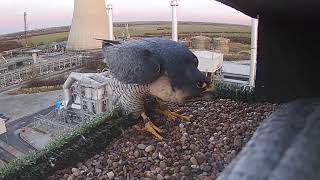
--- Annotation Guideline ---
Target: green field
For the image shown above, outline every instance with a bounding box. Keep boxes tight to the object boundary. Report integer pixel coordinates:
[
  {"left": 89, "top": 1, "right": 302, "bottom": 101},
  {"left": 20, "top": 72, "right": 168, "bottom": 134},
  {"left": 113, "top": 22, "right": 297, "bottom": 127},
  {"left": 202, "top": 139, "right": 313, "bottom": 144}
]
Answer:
[
  {"left": 1, "top": 22, "right": 251, "bottom": 60},
  {"left": 115, "top": 23, "right": 250, "bottom": 39},
  {"left": 19, "top": 32, "right": 69, "bottom": 46},
  {"left": 17, "top": 23, "right": 250, "bottom": 47}
]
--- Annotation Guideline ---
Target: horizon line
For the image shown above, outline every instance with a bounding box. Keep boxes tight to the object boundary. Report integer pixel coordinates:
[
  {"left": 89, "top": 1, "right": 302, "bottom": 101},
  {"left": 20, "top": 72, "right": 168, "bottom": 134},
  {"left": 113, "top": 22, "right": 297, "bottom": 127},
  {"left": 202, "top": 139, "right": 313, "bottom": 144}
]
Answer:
[{"left": 0, "top": 20, "right": 250, "bottom": 36}]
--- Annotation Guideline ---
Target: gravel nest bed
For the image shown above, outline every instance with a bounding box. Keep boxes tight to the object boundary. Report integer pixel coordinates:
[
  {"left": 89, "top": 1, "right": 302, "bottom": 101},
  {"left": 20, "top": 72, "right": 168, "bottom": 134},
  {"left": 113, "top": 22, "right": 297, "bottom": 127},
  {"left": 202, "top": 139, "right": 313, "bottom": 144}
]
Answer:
[{"left": 50, "top": 98, "right": 277, "bottom": 180}]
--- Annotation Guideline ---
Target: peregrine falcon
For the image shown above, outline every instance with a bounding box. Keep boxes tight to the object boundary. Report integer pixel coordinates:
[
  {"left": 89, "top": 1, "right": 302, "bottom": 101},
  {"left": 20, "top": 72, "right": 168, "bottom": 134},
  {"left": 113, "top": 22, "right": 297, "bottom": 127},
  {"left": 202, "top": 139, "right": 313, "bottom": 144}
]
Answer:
[{"left": 102, "top": 38, "right": 212, "bottom": 140}]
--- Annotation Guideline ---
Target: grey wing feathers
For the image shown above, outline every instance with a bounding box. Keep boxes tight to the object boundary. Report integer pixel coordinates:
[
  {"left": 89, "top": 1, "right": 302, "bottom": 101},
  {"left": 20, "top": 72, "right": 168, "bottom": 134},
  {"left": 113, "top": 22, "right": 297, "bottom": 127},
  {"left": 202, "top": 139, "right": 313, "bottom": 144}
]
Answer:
[{"left": 102, "top": 41, "right": 161, "bottom": 85}]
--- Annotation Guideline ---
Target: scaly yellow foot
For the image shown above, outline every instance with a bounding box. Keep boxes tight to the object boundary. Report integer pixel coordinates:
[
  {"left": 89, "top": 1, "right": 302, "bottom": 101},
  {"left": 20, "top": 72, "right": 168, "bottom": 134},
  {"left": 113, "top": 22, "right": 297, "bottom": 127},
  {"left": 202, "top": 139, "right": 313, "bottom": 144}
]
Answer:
[
  {"left": 173, "top": 108, "right": 184, "bottom": 113},
  {"left": 140, "top": 112, "right": 163, "bottom": 140},
  {"left": 142, "top": 121, "right": 163, "bottom": 140},
  {"left": 157, "top": 109, "right": 191, "bottom": 121}
]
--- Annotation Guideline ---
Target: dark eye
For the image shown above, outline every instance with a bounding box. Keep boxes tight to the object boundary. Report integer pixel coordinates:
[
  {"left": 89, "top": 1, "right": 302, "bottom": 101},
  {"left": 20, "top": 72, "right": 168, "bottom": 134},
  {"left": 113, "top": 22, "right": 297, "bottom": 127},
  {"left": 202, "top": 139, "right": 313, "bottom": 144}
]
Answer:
[
  {"left": 196, "top": 82, "right": 206, "bottom": 89},
  {"left": 193, "top": 57, "right": 199, "bottom": 67}
]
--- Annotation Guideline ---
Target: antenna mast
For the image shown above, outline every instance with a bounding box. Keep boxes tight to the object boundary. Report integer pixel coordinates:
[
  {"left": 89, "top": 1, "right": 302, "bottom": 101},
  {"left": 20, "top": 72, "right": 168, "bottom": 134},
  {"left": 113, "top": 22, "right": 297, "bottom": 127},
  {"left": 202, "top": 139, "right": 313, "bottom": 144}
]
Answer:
[{"left": 24, "top": 12, "right": 28, "bottom": 47}]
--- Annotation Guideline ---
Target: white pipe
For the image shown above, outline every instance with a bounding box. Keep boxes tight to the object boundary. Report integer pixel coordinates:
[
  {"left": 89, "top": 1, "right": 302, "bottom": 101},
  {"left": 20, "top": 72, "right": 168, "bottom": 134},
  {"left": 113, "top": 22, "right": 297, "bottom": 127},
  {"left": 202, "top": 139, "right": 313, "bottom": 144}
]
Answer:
[
  {"left": 0, "top": 55, "right": 6, "bottom": 62},
  {"left": 171, "top": 0, "right": 178, "bottom": 42},
  {"left": 32, "top": 53, "right": 37, "bottom": 63},
  {"left": 249, "top": 17, "right": 259, "bottom": 87},
  {"left": 107, "top": 4, "right": 114, "bottom": 40}
]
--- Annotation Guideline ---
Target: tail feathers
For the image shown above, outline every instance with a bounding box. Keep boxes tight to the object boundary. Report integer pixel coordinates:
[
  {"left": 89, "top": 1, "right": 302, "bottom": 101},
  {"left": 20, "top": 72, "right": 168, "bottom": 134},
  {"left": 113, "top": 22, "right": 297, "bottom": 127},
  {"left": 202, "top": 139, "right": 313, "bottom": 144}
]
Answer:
[{"left": 95, "top": 39, "right": 121, "bottom": 48}]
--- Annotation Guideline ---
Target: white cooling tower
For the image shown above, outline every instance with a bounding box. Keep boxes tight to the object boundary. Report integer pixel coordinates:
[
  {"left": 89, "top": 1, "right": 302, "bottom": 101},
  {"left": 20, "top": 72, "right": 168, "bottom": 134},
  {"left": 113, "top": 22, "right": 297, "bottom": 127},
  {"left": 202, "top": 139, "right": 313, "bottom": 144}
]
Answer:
[{"left": 67, "top": 0, "right": 109, "bottom": 50}]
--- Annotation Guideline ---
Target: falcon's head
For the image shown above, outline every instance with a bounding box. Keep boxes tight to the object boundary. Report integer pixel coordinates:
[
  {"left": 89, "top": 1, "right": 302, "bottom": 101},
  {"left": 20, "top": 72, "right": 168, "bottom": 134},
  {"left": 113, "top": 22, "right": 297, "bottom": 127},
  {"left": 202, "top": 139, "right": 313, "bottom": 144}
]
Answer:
[{"left": 146, "top": 39, "right": 212, "bottom": 104}]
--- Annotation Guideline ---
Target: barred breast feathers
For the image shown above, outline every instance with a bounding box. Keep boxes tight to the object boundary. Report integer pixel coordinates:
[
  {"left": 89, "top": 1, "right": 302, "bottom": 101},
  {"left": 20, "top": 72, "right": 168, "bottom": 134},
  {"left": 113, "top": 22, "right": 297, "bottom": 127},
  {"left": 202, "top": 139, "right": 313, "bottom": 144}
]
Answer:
[{"left": 109, "top": 78, "right": 150, "bottom": 114}]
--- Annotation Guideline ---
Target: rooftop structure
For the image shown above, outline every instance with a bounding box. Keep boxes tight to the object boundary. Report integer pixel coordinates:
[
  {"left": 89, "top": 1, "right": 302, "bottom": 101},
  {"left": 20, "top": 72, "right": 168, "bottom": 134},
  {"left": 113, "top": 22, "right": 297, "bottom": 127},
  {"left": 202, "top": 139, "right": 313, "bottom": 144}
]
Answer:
[
  {"left": 63, "top": 72, "right": 113, "bottom": 115},
  {"left": 192, "top": 50, "right": 223, "bottom": 81},
  {"left": 0, "top": 56, "right": 33, "bottom": 74},
  {"left": 212, "top": 38, "right": 230, "bottom": 54},
  {"left": 191, "top": 36, "right": 212, "bottom": 50}
]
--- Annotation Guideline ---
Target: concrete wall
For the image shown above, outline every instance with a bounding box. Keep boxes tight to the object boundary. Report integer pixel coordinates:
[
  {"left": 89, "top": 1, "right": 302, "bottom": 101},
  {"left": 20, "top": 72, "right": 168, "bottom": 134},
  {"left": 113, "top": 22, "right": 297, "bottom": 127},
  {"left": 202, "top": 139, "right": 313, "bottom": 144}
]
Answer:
[{"left": 67, "top": 0, "right": 109, "bottom": 51}]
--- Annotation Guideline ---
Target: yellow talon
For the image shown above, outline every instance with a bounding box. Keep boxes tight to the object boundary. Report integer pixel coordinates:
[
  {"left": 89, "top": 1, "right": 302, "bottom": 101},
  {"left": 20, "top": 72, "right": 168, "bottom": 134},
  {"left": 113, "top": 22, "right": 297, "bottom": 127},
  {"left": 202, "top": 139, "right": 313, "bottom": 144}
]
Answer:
[
  {"left": 148, "top": 121, "right": 162, "bottom": 133},
  {"left": 164, "top": 111, "right": 177, "bottom": 121},
  {"left": 174, "top": 108, "right": 184, "bottom": 113},
  {"left": 142, "top": 121, "right": 163, "bottom": 140},
  {"left": 140, "top": 112, "right": 163, "bottom": 140},
  {"left": 158, "top": 109, "right": 191, "bottom": 121}
]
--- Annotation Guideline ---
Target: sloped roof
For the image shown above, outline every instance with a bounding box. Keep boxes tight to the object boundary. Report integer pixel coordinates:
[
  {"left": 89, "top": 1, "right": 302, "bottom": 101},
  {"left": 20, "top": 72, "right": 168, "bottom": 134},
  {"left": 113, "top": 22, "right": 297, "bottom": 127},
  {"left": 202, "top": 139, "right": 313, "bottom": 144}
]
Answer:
[{"left": 215, "top": 0, "right": 320, "bottom": 18}]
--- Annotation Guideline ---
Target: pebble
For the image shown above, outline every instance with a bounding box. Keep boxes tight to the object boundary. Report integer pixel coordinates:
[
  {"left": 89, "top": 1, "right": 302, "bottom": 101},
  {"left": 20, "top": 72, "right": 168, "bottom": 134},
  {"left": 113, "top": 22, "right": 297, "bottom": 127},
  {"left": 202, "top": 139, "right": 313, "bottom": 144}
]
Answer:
[
  {"left": 71, "top": 168, "right": 80, "bottom": 176},
  {"left": 202, "top": 165, "right": 212, "bottom": 172},
  {"left": 190, "top": 157, "right": 198, "bottom": 165},
  {"left": 158, "top": 152, "right": 164, "bottom": 160},
  {"left": 157, "top": 174, "right": 164, "bottom": 180},
  {"left": 50, "top": 98, "right": 275, "bottom": 180},
  {"left": 145, "top": 145, "right": 155, "bottom": 153},
  {"left": 190, "top": 144, "right": 196, "bottom": 151},
  {"left": 112, "top": 162, "right": 118, "bottom": 168},
  {"left": 63, "top": 174, "right": 69, "bottom": 179},
  {"left": 179, "top": 123, "right": 185, "bottom": 129},
  {"left": 191, "top": 165, "right": 199, "bottom": 169},
  {"left": 138, "top": 144, "right": 146, "bottom": 150},
  {"left": 107, "top": 171, "right": 115, "bottom": 179},
  {"left": 159, "top": 161, "right": 166, "bottom": 169},
  {"left": 191, "top": 167, "right": 202, "bottom": 175},
  {"left": 234, "top": 136, "right": 242, "bottom": 147},
  {"left": 134, "top": 150, "right": 140, "bottom": 158},
  {"left": 67, "top": 175, "right": 75, "bottom": 180}
]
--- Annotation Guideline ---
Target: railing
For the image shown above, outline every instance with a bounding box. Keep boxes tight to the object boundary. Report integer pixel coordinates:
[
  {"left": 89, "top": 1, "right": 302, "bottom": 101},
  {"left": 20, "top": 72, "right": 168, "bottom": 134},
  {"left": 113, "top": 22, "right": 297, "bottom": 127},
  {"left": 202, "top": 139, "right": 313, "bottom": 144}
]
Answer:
[
  {"left": 0, "top": 56, "right": 84, "bottom": 87},
  {"left": 32, "top": 108, "right": 97, "bottom": 139}
]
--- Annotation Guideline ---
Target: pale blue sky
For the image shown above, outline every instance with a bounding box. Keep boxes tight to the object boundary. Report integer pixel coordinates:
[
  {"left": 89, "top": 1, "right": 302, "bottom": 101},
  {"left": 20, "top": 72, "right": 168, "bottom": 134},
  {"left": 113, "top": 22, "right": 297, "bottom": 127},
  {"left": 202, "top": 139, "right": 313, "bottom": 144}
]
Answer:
[{"left": 0, "top": 0, "right": 250, "bottom": 35}]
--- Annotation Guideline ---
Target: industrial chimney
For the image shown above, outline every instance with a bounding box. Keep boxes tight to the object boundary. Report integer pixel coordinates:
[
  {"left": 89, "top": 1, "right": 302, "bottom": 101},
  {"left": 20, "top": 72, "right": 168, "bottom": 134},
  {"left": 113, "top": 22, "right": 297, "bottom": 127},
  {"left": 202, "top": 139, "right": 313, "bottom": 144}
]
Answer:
[
  {"left": 67, "top": 0, "right": 109, "bottom": 50},
  {"left": 171, "top": 0, "right": 178, "bottom": 42},
  {"left": 106, "top": 4, "right": 114, "bottom": 40}
]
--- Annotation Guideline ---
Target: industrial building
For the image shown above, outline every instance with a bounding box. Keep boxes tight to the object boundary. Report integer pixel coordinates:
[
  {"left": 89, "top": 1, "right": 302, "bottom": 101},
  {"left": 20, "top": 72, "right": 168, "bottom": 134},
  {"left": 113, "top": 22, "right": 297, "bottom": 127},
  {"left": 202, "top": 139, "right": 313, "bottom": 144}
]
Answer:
[
  {"left": 191, "top": 36, "right": 212, "bottom": 50},
  {"left": 212, "top": 37, "right": 230, "bottom": 54},
  {"left": 63, "top": 72, "right": 113, "bottom": 115},
  {"left": 189, "top": 36, "right": 231, "bottom": 56},
  {"left": 0, "top": 42, "right": 87, "bottom": 88},
  {"left": 26, "top": 72, "right": 114, "bottom": 145},
  {"left": 0, "top": 56, "right": 33, "bottom": 74}
]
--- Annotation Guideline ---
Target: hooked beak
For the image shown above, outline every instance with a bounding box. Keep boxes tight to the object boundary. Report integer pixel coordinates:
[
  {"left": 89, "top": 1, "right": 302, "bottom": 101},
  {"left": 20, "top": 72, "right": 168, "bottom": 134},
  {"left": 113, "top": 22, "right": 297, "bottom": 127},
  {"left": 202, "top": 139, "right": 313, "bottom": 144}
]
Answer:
[{"left": 202, "top": 82, "right": 215, "bottom": 94}]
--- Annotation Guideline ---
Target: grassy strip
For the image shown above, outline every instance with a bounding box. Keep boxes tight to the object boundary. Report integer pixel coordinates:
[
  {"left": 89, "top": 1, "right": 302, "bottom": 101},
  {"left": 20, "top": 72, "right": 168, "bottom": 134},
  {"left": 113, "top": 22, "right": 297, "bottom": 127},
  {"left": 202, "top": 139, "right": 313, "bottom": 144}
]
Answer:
[
  {"left": 214, "top": 80, "right": 255, "bottom": 103},
  {"left": 0, "top": 110, "right": 137, "bottom": 180}
]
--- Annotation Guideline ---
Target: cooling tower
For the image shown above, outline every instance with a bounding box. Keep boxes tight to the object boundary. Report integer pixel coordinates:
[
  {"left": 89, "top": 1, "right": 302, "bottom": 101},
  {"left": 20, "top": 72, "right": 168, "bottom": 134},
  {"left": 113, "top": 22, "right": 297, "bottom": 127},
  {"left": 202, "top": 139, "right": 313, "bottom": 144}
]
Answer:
[{"left": 67, "top": 0, "right": 109, "bottom": 50}]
